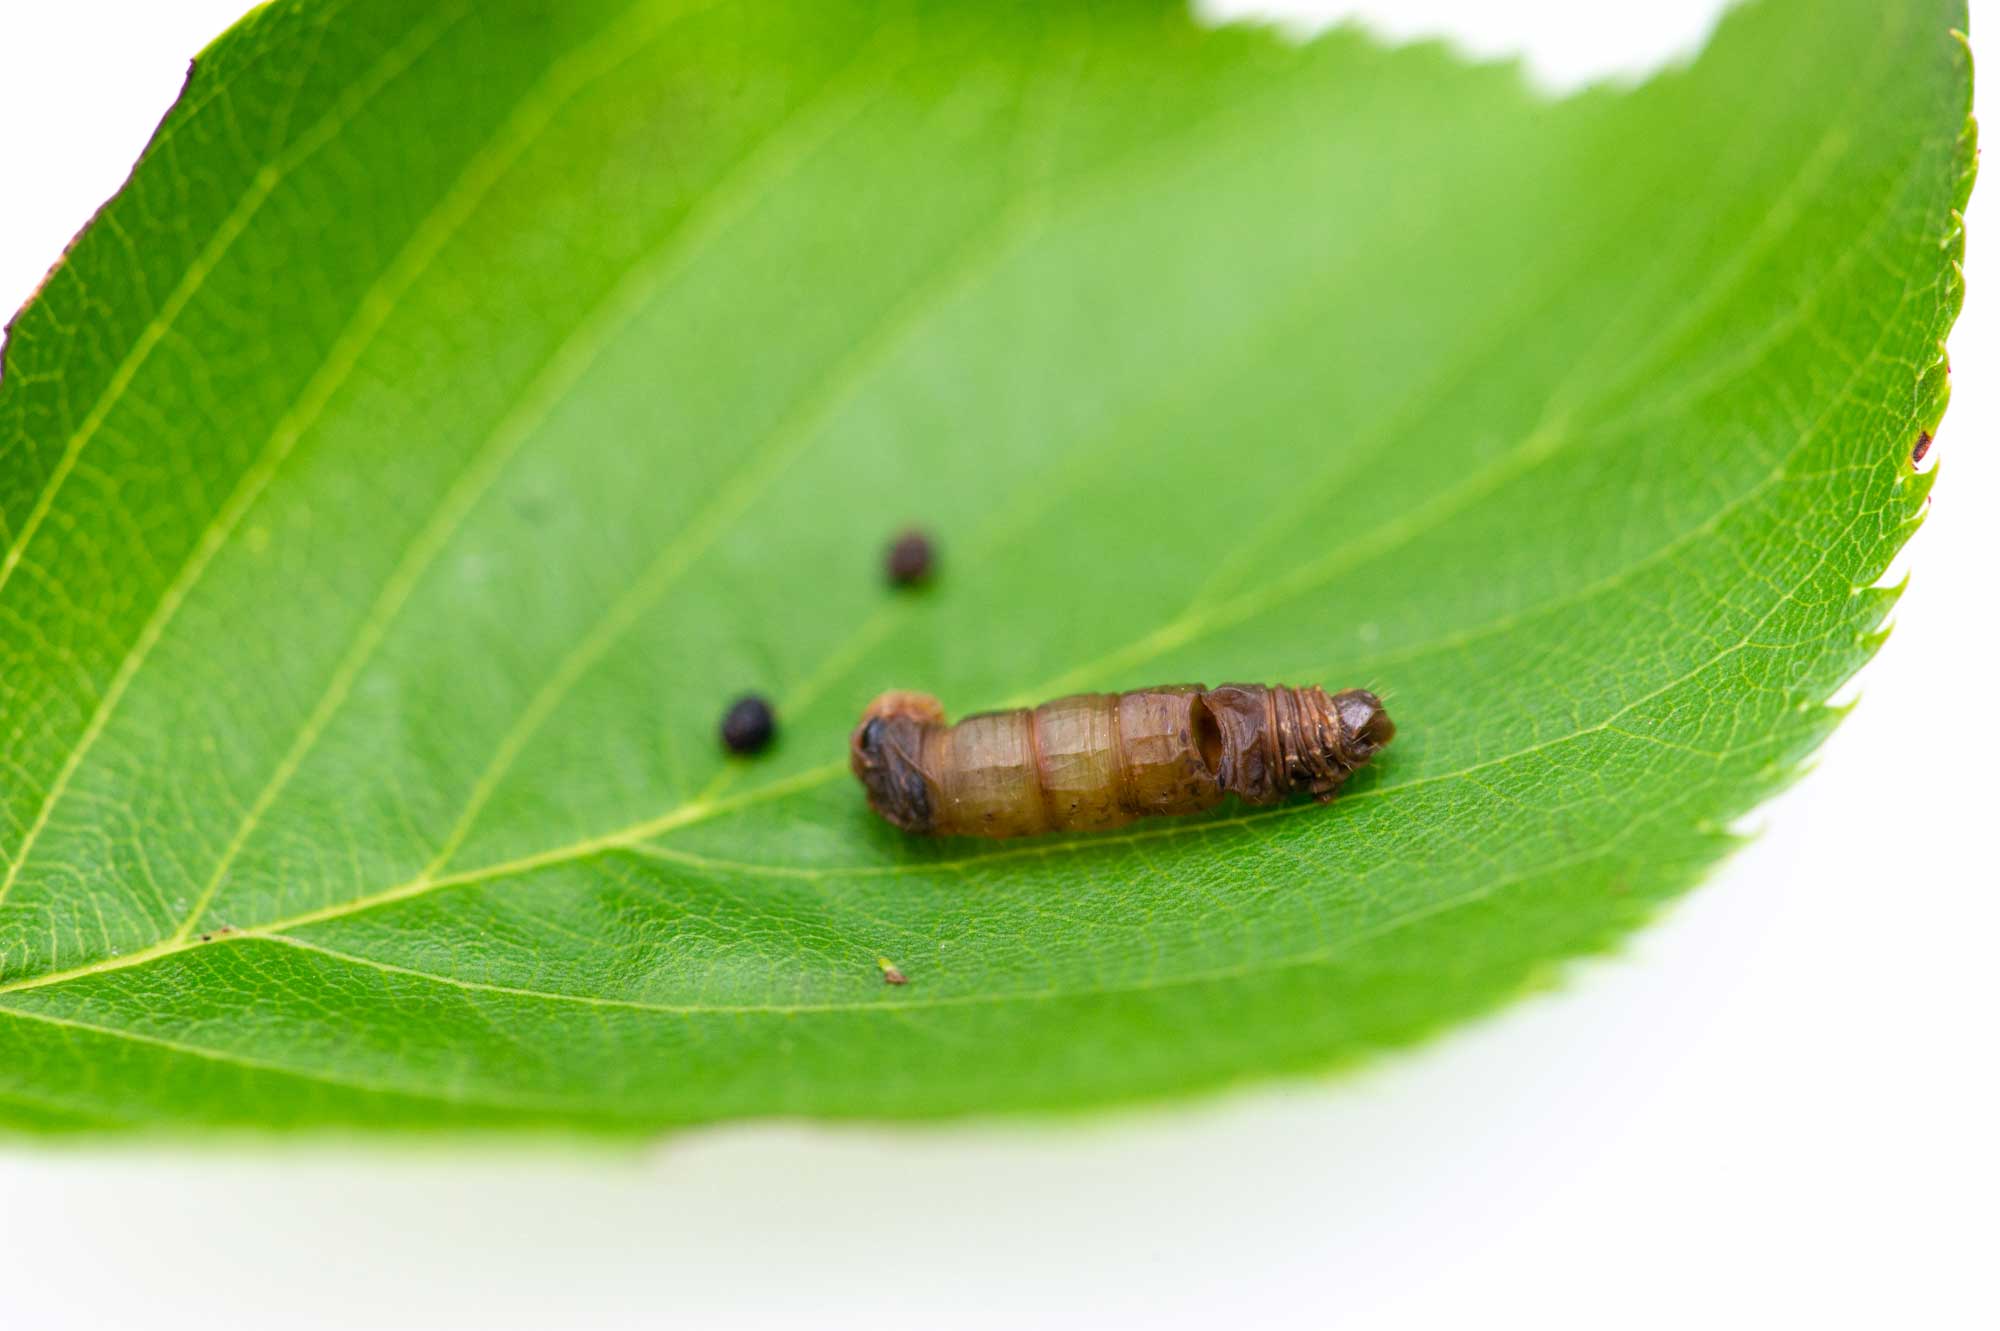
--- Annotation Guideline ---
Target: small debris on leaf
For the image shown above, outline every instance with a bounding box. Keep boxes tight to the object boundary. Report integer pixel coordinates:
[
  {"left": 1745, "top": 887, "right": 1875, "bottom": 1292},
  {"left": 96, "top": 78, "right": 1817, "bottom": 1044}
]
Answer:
[
  {"left": 1912, "top": 430, "right": 1935, "bottom": 466},
  {"left": 720, "top": 695, "right": 777, "bottom": 755},
  {"left": 877, "top": 956, "right": 908, "bottom": 985}
]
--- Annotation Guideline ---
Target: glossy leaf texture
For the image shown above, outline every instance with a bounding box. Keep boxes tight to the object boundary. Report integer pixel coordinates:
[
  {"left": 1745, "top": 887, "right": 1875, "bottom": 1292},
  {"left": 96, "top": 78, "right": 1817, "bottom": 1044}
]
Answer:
[{"left": 0, "top": 0, "right": 1974, "bottom": 1132}]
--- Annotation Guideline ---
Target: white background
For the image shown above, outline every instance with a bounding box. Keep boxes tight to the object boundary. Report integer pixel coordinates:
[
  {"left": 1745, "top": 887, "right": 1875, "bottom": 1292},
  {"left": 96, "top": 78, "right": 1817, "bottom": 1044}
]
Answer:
[{"left": 1, "top": 3, "right": 1992, "bottom": 1327}]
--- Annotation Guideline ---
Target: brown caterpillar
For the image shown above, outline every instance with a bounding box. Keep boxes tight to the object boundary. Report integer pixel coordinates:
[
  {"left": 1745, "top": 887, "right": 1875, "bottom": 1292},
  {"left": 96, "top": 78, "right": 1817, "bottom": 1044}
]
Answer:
[{"left": 850, "top": 684, "right": 1393, "bottom": 838}]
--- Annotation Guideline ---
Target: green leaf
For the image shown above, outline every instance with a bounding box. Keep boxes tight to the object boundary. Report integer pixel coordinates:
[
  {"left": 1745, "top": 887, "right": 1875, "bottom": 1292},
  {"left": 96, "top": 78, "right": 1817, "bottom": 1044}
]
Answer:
[{"left": 0, "top": 0, "right": 1973, "bottom": 1134}]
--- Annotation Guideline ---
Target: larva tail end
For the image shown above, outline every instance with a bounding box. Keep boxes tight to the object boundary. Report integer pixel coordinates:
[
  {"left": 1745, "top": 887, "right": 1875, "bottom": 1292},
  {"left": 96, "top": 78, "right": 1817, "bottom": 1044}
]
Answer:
[{"left": 850, "top": 691, "right": 944, "bottom": 834}]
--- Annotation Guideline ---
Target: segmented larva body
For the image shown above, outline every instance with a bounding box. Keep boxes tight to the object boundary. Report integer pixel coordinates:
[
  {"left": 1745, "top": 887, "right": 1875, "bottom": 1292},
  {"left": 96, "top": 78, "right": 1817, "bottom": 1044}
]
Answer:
[{"left": 850, "top": 684, "right": 1394, "bottom": 839}]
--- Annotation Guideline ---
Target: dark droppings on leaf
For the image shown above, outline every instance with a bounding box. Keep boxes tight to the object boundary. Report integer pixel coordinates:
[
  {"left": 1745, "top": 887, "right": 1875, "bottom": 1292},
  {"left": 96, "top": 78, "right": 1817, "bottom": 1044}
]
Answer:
[
  {"left": 884, "top": 528, "right": 936, "bottom": 586},
  {"left": 719, "top": 695, "right": 776, "bottom": 755},
  {"left": 1912, "top": 430, "right": 1935, "bottom": 465}
]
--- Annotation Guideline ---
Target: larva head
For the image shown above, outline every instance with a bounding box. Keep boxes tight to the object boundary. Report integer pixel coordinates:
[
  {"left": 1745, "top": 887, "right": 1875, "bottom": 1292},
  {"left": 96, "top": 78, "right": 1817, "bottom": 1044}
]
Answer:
[
  {"left": 1330, "top": 688, "right": 1395, "bottom": 764},
  {"left": 1240, "top": 684, "right": 1397, "bottom": 801},
  {"left": 1199, "top": 683, "right": 1391, "bottom": 804},
  {"left": 849, "top": 690, "right": 945, "bottom": 834}
]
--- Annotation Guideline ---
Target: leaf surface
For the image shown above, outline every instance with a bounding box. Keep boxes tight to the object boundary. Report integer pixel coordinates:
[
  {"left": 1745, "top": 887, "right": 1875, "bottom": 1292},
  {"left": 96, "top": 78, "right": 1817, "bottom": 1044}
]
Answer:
[{"left": 0, "top": 0, "right": 1973, "bottom": 1131}]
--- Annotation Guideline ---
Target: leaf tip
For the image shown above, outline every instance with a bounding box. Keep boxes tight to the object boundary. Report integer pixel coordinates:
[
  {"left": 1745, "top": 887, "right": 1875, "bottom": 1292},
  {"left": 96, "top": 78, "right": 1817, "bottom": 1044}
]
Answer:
[{"left": 0, "top": 50, "right": 200, "bottom": 390}]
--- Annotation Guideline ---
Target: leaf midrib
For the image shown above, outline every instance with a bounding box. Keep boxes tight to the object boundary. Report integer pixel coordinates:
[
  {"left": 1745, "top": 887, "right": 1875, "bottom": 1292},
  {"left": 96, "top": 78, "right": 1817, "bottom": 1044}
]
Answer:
[
  {"left": 0, "top": 826, "right": 1638, "bottom": 1132},
  {"left": 0, "top": 415, "right": 1908, "bottom": 1011}
]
